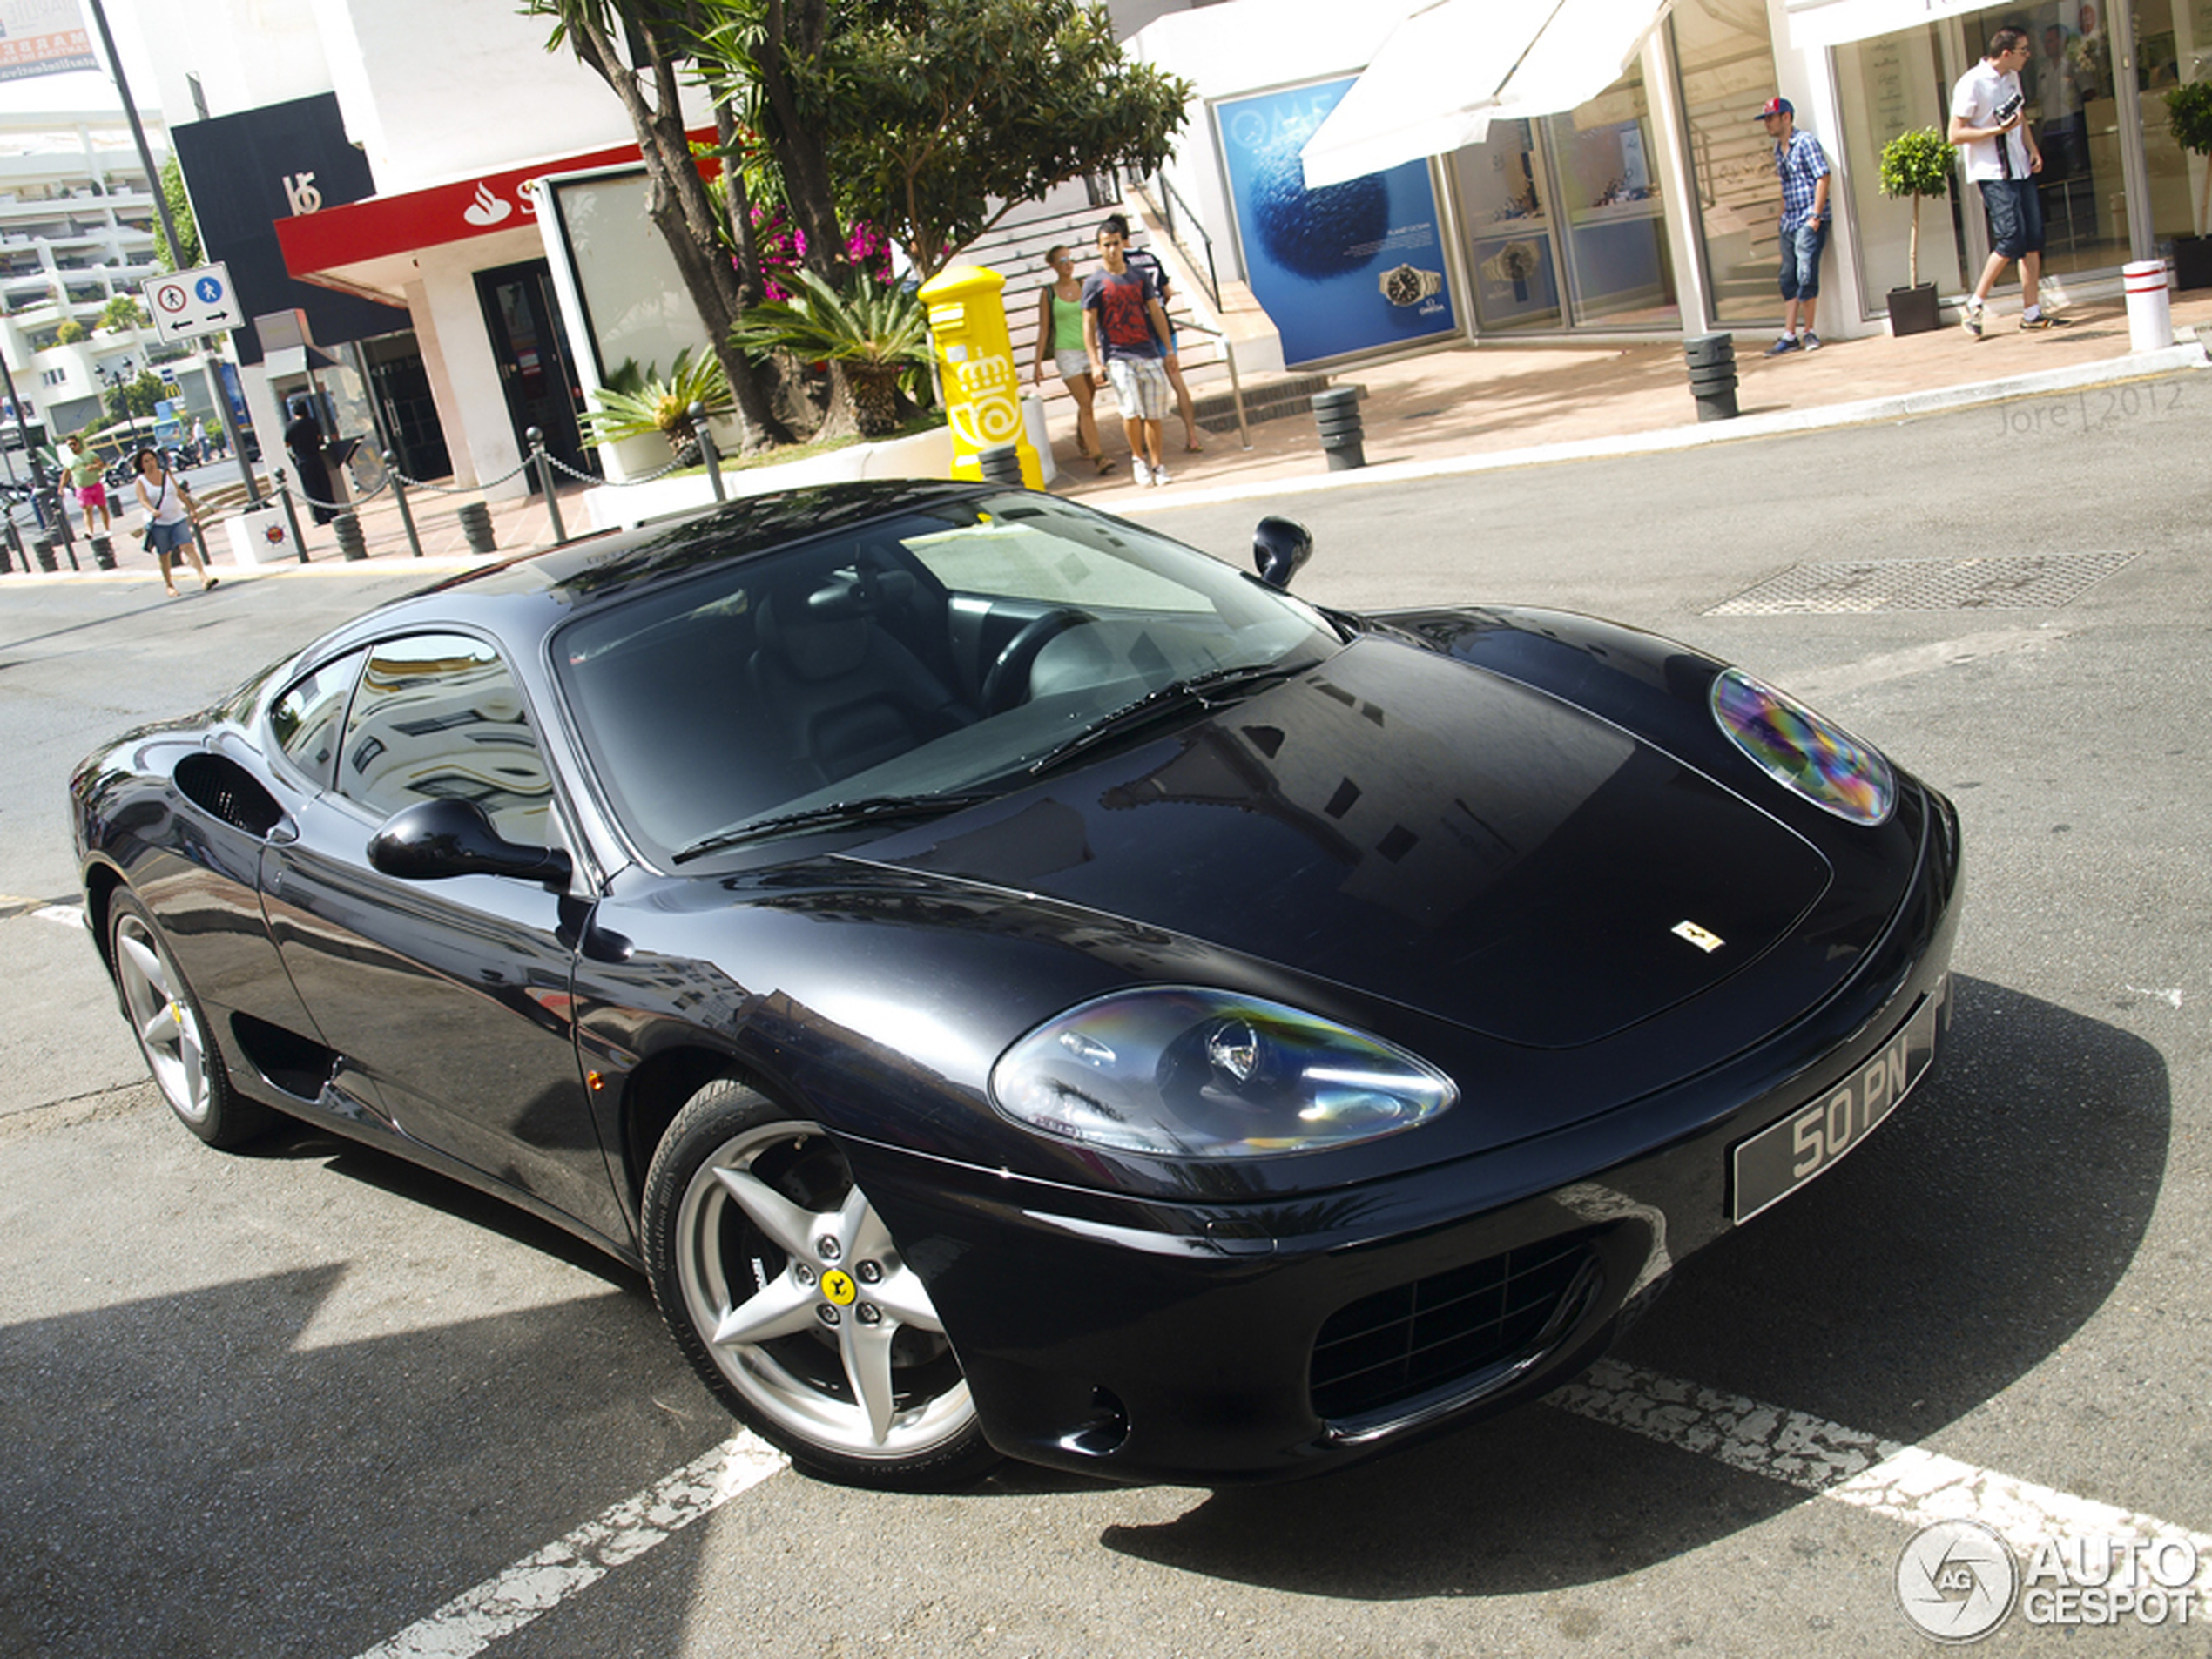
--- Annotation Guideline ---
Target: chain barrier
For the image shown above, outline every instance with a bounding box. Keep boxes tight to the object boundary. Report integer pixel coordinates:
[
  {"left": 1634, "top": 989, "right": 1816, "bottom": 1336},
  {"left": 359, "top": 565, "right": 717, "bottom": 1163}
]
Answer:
[
  {"left": 541, "top": 448, "right": 691, "bottom": 487},
  {"left": 380, "top": 455, "right": 536, "bottom": 496}
]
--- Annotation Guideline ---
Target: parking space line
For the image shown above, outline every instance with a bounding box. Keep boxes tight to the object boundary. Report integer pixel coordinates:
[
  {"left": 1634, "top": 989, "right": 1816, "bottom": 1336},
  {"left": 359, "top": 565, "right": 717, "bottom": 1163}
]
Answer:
[
  {"left": 350, "top": 1431, "right": 787, "bottom": 1659},
  {"left": 354, "top": 1364, "right": 2210, "bottom": 1658},
  {"left": 1551, "top": 1360, "right": 2212, "bottom": 1588}
]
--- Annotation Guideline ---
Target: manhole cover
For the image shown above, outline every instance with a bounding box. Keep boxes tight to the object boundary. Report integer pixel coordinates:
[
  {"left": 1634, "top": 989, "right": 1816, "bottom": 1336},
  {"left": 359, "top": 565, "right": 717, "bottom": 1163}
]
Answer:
[{"left": 1708, "top": 550, "right": 2136, "bottom": 615}]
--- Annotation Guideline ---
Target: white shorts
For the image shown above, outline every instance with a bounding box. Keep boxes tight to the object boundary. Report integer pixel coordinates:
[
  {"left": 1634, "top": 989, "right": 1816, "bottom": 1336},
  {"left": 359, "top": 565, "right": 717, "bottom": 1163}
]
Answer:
[
  {"left": 1054, "top": 347, "right": 1091, "bottom": 383},
  {"left": 1105, "top": 355, "right": 1170, "bottom": 421}
]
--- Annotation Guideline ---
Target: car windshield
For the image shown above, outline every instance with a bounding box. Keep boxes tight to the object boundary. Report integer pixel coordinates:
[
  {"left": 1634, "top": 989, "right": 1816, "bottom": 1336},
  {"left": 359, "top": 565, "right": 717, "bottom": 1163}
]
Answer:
[{"left": 551, "top": 492, "right": 1344, "bottom": 867}]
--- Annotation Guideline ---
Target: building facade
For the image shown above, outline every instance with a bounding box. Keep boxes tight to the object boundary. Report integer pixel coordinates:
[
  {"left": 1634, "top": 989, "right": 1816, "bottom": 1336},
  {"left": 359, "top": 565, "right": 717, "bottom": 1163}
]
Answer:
[
  {"left": 0, "top": 106, "right": 196, "bottom": 445},
  {"left": 1132, "top": 0, "right": 2212, "bottom": 365}
]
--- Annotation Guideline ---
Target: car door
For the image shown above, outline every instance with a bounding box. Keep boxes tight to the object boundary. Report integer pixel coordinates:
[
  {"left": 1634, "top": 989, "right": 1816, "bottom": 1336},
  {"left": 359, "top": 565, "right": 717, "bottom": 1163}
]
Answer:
[{"left": 260, "top": 631, "right": 626, "bottom": 1244}]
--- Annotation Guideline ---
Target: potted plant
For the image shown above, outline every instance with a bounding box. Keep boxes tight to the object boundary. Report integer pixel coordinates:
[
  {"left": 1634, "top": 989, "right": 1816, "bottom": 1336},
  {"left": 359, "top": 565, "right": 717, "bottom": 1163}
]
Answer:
[
  {"left": 581, "top": 347, "right": 734, "bottom": 463},
  {"left": 728, "top": 270, "right": 933, "bottom": 440},
  {"left": 1878, "top": 126, "right": 1953, "bottom": 334},
  {"left": 2164, "top": 80, "right": 2212, "bottom": 289}
]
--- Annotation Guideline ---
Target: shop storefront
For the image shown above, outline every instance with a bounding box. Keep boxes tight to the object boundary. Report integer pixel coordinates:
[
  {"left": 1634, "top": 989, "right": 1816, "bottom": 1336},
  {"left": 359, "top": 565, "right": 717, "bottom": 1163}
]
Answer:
[{"left": 1135, "top": 0, "right": 2209, "bottom": 366}]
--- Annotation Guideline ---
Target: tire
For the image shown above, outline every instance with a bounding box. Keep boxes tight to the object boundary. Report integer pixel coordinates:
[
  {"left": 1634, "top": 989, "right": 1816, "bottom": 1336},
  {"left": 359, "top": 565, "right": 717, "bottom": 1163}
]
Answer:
[
  {"left": 642, "top": 1079, "right": 998, "bottom": 1489},
  {"left": 108, "top": 889, "right": 276, "bottom": 1148}
]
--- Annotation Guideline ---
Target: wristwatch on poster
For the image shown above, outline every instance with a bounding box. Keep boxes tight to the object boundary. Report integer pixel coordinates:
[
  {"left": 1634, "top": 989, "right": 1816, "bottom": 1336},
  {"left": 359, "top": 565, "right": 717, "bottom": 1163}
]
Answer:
[{"left": 1379, "top": 263, "right": 1445, "bottom": 306}]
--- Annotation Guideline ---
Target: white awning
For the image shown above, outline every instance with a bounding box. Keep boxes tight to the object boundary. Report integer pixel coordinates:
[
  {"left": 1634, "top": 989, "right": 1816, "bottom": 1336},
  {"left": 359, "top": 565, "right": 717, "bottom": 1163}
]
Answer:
[
  {"left": 1781, "top": 0, "right": 1987, "bottom": 50},
  {"left": 1297, "top": 0, "right": 1673, "bottom": 190}
]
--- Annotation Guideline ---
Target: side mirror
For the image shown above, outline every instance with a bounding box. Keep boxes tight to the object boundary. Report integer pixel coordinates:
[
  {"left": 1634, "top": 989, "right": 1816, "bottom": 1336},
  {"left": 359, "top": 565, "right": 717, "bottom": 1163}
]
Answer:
[
  {"left": 368, "top": 799, "right": 572, "bottom": 886},
  {"left": 1252, "top": 516, "right": 1313, "bottom": 589}
]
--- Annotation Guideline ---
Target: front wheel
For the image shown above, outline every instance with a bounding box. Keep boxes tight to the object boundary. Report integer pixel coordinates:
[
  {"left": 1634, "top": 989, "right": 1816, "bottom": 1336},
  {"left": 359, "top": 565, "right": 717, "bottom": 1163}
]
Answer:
[{"left": 642, "top": 1079, "right": 997, "bottom": 1489}]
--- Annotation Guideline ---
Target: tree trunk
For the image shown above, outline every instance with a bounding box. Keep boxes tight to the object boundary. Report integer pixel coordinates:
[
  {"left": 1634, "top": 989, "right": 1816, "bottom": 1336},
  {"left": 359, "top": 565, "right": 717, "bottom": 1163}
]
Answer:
[
  {"left": 569, "top": 11, "right": 792, "bottom": 450},
  {"left": 757, "top": 0, "right": 849, "bottom": 280}
]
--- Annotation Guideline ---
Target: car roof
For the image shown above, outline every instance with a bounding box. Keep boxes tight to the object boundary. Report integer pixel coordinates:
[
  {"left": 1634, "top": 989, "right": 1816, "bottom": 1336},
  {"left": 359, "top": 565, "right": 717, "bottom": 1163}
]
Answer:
[{"left": 417, "top": 478, "right": 998, "bottom": 610}]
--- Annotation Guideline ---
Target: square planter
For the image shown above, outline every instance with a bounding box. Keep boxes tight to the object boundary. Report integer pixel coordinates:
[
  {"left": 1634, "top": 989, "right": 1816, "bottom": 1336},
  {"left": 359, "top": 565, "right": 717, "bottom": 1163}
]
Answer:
[
  {"left": 2171, "top": 236, "right": 2212, "bottom": 292},
  {"left": 1886, "top": 283, "right": 1943, "bottom": 336}
]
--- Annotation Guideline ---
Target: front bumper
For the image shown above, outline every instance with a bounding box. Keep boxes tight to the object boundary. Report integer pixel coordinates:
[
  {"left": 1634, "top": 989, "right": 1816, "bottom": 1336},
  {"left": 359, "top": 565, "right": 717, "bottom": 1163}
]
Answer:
[{"left": 852, "top": 786, "right": 1963, "bottom": 1485}]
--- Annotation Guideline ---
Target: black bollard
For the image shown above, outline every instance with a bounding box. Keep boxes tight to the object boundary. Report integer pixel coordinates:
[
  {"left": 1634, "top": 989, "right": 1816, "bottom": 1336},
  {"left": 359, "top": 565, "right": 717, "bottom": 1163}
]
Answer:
[
  {"left": 455, "top": 501, "right": 497, "bottom": 555},
  {"left": 333, "top": 511, "right": 368, "bottom": 561},
  {"left": 1311, "top": 386, "right": 1366, "bottom": 470},
  {"left": 1684, "top": 333, "right": 1739, "bottom": 422},
  {"left": 976, "top": 442, "right": 1025, "bottom": 486},
  {"left": 90, "top": 533, "right": 115, "bottom": 570}
]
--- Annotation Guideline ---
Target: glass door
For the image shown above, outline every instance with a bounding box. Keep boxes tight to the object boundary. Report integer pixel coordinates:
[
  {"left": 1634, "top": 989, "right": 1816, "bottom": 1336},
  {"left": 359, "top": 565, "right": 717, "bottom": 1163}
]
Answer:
[{"left": 474, "top": 260, "right": 594, "bottom": 489}]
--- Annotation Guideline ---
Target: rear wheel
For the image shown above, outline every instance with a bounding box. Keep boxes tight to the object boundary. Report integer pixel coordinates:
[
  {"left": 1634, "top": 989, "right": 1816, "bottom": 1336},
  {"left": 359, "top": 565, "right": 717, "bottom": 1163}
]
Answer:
[
  {"left": 642, "top": 1079, "right": 997, "bottom": 1489},
  {"left": 108, "top": 889, "right": 275, "bottom": 1148}
]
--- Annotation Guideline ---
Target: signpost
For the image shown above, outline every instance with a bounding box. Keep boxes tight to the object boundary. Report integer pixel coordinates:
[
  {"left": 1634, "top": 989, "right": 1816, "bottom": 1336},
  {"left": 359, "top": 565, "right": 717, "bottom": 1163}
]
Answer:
[
  {"left": 141, "top": 263, "right": 242, "bottom": 344},
  {"left": 138, "top": 263, "right": 260, "bottom": 504}
]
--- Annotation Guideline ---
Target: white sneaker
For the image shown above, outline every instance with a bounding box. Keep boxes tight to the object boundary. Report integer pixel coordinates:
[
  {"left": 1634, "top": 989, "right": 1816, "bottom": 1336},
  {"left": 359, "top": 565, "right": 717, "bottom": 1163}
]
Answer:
[
  {"left": 1131, "top": 457, "right": 1154, "bottom": 487},
  {"left": 1150, "top": 464, "right": 1170, "bottom": 487}
]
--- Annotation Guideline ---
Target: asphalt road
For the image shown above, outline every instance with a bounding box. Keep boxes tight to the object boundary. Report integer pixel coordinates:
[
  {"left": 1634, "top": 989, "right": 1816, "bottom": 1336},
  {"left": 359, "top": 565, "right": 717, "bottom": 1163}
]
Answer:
[{"left": 2, "top": 371, "right": 2208, "bottom": 1657}]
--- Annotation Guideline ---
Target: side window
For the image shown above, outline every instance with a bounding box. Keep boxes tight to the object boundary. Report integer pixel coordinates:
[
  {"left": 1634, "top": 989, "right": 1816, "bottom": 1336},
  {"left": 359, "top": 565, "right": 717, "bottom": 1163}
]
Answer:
[
  {"left": 337, "top": 633, "right": 556, "bottom": 846},
  {"left": 269, "top": 651, "right": 363, "bottom": 788}
]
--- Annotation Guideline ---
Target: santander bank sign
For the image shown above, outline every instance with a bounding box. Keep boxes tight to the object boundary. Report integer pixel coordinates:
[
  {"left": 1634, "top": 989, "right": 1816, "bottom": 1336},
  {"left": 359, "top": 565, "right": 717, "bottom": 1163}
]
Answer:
[{"left": 275, "top": 132, "right": 716, "bottom": 283}]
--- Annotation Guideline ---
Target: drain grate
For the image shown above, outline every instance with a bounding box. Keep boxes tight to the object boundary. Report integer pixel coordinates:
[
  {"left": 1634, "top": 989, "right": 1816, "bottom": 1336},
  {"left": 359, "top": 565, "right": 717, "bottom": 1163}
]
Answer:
[{"left": 1709, "top": 550, "right": 2137, "bottom": 616}]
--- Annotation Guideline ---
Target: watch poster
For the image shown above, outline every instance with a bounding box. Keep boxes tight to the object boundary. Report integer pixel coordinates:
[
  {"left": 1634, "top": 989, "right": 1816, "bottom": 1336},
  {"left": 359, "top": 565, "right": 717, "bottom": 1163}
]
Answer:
[{"left": 1215, "top": 77, "right": 1458, "bottom": 366}]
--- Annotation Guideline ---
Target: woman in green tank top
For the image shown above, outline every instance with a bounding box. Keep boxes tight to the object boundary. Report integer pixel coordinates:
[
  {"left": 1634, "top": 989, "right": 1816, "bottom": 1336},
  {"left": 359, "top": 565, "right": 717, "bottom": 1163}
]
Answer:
[{"left": 1032, "top": 246, "right": 1113, "bottom": 474}]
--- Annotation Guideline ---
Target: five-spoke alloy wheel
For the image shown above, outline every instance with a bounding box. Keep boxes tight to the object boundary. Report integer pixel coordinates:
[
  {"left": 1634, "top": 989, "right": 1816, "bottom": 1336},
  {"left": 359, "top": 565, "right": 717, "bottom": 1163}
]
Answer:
[
  {"left": 643, "top": 1079, "right": 996, "bottom": 1488},
  {"left": 107, "top": 889, "right": 273, "bottom": 1148}
]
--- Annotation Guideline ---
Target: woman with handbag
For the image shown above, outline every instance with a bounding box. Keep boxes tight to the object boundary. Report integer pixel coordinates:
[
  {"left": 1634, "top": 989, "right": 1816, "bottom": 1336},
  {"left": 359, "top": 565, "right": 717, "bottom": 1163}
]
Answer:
[{"left": 133, "top": 449, "right": 218, "bottom": 597}]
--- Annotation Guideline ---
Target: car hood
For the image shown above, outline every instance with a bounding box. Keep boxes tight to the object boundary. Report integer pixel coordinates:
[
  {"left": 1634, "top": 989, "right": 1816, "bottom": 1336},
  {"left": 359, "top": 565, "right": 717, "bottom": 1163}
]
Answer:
[{"left": 856, "top": 637, "right": 1831, "bottom": 1048}]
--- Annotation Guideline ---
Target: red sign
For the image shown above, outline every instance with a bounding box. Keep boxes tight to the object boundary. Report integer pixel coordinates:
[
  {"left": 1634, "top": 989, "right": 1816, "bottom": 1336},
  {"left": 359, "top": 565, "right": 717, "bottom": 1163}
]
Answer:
[{"left": 277, "top": 132, "right": 718, "bottom": 280}]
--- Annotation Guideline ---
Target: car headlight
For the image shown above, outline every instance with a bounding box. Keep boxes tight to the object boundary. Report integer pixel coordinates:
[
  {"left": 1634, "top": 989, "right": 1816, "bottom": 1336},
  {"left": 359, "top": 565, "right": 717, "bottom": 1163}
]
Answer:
[
  {"left": 989, "top": 987, "right": 1457, "bottom": 1158},
  {"left": 1710, "top": 667, "right": 1895, "bottom": 827}
]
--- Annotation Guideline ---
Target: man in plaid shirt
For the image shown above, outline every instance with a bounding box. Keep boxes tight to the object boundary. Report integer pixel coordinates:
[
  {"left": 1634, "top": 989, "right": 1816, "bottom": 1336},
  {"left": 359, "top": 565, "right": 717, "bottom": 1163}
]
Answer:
[{"left": 1756, "top": 97, "right": 1831, "bottom": 354}]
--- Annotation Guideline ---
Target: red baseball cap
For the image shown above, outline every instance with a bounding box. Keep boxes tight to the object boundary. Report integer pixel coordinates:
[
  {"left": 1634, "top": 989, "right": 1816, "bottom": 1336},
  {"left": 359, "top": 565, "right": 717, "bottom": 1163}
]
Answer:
[{"left": 1753, "top": 97, "right": 1793, "bottom": 119}]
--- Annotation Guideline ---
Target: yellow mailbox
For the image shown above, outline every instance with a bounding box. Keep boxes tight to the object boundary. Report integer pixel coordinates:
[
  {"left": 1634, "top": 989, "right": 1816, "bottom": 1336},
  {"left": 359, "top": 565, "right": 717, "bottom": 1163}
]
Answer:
[{"left": 918, "top": 264, "right": 1043, "bottom": 489}]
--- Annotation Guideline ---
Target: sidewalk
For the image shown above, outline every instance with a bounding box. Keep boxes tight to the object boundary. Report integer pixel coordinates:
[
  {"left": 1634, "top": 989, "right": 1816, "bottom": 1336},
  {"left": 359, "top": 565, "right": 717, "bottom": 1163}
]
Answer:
[
  {"left": 11, "top": 289, "right": 2210, "bottom": 586},
  {"left": 1047, "top": 290, "right": 2212, "bottom": 511}
]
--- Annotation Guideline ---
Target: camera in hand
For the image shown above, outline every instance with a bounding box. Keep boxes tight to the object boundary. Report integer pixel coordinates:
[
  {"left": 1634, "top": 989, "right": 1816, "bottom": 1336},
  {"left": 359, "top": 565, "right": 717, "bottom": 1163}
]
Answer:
[{"left": 1993, "top": 92, "right": 2024, "bottom": 123}]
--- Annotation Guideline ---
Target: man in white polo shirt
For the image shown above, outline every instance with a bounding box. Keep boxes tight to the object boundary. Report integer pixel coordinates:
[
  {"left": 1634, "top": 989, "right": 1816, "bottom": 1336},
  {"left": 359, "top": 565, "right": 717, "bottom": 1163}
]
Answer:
[{"left": 1949, "top": 24, "right": 2074, "bottom": 336}]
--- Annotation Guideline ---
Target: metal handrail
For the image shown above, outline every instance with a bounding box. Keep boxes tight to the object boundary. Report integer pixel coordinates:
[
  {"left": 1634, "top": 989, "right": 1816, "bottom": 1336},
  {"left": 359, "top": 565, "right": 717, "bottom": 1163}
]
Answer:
[{"left": 1145, "top": 172, "right": 1223, "bottom": 314}]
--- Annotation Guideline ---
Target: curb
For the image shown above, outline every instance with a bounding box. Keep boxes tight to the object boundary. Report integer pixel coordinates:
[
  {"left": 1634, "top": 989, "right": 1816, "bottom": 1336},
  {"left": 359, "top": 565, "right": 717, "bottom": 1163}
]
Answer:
[{"left": 1110, "top": 342, "right": 2211, "bottom": 514}]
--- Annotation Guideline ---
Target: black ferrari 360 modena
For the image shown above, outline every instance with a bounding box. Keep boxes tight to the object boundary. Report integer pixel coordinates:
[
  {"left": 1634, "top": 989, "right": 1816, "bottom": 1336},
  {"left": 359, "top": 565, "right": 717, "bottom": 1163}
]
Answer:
[{"left": 72, "top": 480, "right": 1959, "bottom": 1488}]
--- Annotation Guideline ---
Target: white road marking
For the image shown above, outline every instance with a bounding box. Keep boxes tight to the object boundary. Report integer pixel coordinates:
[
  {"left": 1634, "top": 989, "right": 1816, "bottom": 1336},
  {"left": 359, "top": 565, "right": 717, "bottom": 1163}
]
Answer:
[
  {"left": 1550, "top": 1360, "right": 2212, "bottom": 1589},
  {"left": 1784, "top": 626, "right": 2069, "bottom": 705},
  {"left": 35, "top": 904, "right": 84, "bottom": 928},
  {"left": 353, "top": 1361, "right": 2212, "bottom": 1657},
  {"left": 350, "top": 1431, "right": 787, "bottom": 1659}
]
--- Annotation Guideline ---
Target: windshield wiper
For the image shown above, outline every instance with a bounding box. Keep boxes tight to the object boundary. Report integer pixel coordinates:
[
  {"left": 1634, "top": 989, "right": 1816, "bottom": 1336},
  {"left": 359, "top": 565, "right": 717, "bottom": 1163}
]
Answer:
[
  {"left": 672, "top": 792, "right": 992, "bottom": 863},
  {"left": 1027, "top": 661, "right": 1305, "bottom": 776}
]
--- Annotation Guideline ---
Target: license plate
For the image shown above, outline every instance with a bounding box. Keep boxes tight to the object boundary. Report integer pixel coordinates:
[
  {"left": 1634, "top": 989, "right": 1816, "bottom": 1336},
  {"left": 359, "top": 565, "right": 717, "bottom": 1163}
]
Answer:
[{"left": 1731, "top": 981, "right": 1946, "bottom": 1225}]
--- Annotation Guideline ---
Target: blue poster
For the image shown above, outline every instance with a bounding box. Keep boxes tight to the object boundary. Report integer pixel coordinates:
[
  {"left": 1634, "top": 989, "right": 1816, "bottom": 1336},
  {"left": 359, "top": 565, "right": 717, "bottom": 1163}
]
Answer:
[{"left": 1216, "top": 78, "right": 1458, "bottom": 366}]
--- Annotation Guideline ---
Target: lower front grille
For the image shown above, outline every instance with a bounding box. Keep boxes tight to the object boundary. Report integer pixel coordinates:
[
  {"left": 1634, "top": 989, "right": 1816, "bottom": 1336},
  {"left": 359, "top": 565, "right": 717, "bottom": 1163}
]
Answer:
[{"left": 1309, "top": 1234, "right": 1595, "bottom": 1423}]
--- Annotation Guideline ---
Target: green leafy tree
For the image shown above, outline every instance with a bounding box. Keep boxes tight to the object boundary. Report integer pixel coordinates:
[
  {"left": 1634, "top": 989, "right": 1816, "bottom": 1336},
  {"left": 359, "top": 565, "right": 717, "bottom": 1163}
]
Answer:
[
  {"left": 54, "top": 319, "right": 88, "bottom": 345},
  {"left": 105, "top": 369, "right": 165, "bottom": 421},
  {"left": 698, "top": 0, "right": 1189, "bottom": 280},
  {"left": 523, "top": 0, "right": 795, "bottom": 448},
  {"left": 152, "top": 155, "right": 203, "bottom": 273}
]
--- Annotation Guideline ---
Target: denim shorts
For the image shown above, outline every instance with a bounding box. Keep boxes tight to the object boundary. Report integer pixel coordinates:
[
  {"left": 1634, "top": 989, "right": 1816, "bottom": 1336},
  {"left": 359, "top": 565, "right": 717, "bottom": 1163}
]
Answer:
[
  {"left": 1979, "top": 179, "right": 2045, "bottom": 260},
  {"left": 145, "top": 519, "right": 194, "bottom": 555},
  {"left": 1780, "top": 220, "right": 1829, "bottom": 301}
]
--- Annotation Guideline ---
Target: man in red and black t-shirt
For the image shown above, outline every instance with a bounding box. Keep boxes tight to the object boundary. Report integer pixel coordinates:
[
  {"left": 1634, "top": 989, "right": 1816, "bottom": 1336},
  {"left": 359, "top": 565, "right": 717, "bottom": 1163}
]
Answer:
[{"left": 1082, "top": 219, "right": 1175, "bottom": 486}]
